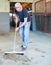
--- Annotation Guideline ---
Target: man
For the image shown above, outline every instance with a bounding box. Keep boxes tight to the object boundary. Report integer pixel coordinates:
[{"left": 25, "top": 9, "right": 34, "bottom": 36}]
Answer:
[{"left": 15, "top": 3, "right": 31, "bottom": 50}]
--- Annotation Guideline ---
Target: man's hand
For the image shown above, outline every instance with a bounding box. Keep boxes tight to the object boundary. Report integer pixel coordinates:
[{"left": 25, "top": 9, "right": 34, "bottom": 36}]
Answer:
[{"left": 15, "top": 27, "right": 20, "bottom": 32}]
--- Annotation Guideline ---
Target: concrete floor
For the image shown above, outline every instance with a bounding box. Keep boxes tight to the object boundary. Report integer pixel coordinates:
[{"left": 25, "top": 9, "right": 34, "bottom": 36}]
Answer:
[{"left": 0, "top": 28, "right": 51, "bottom": 65}]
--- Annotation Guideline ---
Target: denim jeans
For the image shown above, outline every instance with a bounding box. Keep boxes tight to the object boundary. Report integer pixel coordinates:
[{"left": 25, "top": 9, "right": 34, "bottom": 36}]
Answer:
[{"left": 19, "top": 22, "right": 30, "bottom": 48}]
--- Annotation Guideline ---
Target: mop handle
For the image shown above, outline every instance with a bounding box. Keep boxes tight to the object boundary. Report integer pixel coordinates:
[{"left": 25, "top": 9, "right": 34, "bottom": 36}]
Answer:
[
  {"left": 13, "top": 16, "right": 19, "bottom": 49},
  {"left": 15, "top": 20, "right": 17, "bottom": 42},
  {"left": 13, "top": 21, "right": 17, "bottom": 49},
  {"left": 14, "top": 20, "right": 17, "bottom": 41}
]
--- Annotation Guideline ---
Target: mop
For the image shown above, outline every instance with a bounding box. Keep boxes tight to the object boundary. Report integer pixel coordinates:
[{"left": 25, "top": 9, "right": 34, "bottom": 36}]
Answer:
[{"left": 4, "top": 19, "right": 24, "bottom": 55}]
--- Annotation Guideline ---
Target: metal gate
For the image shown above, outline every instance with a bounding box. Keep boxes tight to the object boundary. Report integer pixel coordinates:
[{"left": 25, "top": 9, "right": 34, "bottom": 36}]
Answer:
[{"left": 35, "top": 0, "right": 51, "bottom": 33}]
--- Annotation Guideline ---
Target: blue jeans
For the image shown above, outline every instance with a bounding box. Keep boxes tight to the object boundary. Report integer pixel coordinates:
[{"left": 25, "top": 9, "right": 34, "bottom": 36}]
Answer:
[{"left": 19, "top": 22, "right": 30, "bottom": 48}]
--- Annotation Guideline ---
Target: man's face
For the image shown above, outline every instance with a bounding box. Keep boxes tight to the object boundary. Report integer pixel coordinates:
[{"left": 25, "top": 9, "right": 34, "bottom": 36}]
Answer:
[
  {"left": 15, "top": 3, "right": 22, "bottom": 12},
  {"left": 15, "top": 7, "right": 21, "bottom": 12}
]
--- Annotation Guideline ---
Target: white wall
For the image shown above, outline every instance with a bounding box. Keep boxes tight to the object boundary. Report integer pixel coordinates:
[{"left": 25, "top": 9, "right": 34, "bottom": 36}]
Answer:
[{"left": 0, "top": 0, "right": 9, "bottom": 12}]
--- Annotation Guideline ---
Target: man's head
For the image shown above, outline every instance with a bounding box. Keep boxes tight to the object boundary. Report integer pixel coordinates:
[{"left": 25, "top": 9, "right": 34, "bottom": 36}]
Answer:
[{"left": 15, "top": 2, "right": 23, "bottom": 12}]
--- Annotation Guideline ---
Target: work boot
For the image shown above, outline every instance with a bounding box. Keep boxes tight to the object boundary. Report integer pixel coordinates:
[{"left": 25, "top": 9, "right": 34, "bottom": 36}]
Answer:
[{"left": 21, "top": 45, "right": 27, "bottom": 50}]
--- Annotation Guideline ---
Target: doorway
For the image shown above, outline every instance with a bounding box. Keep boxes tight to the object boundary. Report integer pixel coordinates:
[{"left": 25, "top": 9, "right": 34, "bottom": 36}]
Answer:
[{"left": 9, "top": 2, "right": 32, "bottom": 30}]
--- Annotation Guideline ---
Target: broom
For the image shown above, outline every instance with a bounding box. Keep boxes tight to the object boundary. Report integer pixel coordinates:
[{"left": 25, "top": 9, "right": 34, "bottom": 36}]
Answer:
[{"left": 4, "top": 15, "right": 24, "bottom": 55}]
